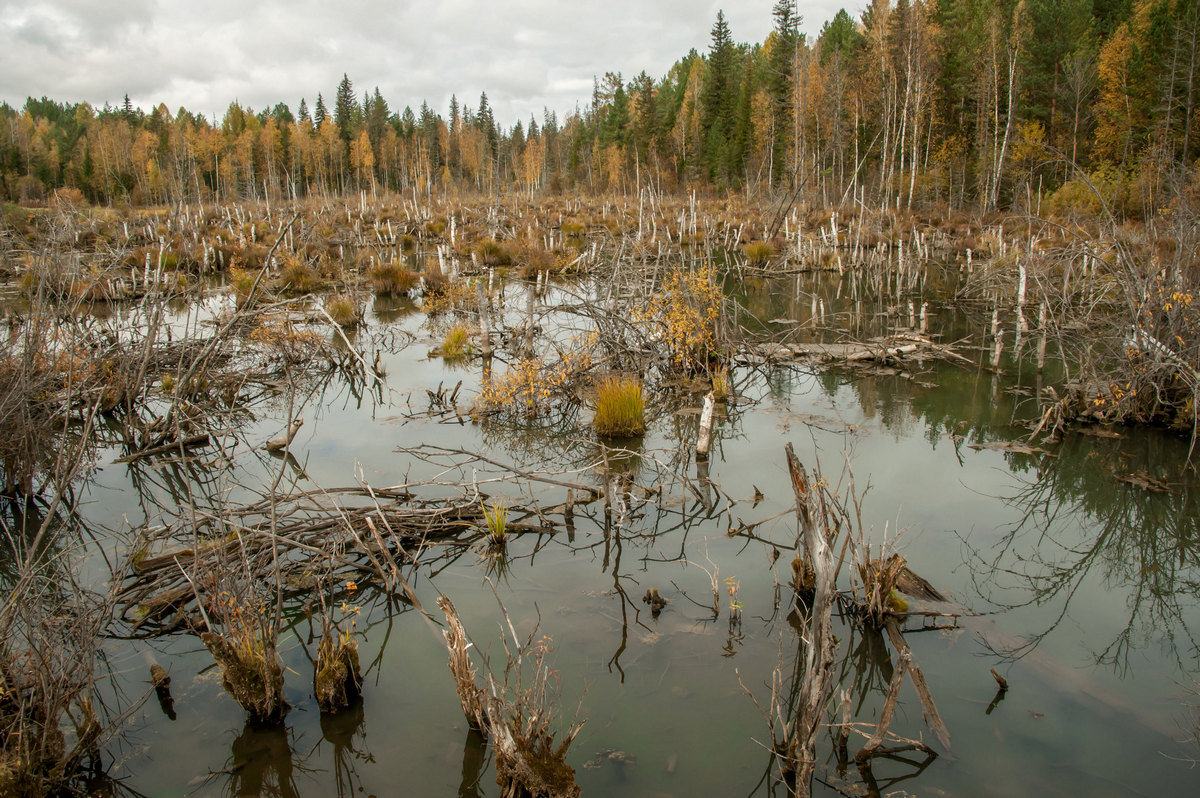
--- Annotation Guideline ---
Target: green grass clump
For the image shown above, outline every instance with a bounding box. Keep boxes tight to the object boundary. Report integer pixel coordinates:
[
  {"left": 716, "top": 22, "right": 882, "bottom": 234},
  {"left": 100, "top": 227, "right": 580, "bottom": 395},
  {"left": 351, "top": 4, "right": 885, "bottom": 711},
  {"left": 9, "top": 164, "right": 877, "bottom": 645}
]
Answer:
[
  {"left": 743, "top": 241, "right": 775, "bottom": 265},
  {"left": 326, "top": 295, "right": 361, "bottom": 327},
  {"left": 440, "top": 324, "right": 472, "bottom": 359},
  {"left": 369, "top": 262, "right": 418, "bottom": 296},
  {"left": 229, "top": 268, "right": 257, "bottom": 307},
  {"left": 594, "top": 376, "right": 646, "bottom": 438},
  {"left": 482, "top": 500, "right": 508, "bottom": 546}
]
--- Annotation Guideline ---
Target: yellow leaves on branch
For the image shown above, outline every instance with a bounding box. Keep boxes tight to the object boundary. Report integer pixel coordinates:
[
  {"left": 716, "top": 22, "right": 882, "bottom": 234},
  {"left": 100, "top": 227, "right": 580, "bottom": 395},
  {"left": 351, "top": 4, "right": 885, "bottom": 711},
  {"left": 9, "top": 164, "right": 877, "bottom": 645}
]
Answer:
[
  {"left": 635, "top": 264, "right": 722, "bottom": 371},
  {"left": 474, "top": 333, "right": 598, "bottom": 417}
]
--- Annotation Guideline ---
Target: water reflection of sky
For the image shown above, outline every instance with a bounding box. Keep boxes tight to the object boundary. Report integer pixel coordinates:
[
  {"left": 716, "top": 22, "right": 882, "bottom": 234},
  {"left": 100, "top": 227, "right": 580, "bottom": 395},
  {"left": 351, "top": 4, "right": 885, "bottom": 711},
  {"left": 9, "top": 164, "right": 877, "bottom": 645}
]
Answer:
[{"left": 66, "top": 270, "right": 1200, "bottom": 796}]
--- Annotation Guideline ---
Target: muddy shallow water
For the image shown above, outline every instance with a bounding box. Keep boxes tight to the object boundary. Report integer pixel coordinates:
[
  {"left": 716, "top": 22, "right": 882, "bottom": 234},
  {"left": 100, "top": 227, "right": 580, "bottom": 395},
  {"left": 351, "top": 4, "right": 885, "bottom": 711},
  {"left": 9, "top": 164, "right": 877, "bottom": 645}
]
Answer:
[{"left": 50, "top": 268, "right": 1200, "bottom": 796}]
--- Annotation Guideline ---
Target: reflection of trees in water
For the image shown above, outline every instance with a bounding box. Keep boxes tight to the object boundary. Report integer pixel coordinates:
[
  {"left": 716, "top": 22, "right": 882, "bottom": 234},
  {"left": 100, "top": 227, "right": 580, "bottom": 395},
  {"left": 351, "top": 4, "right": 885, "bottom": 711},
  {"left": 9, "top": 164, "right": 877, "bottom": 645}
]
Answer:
[
  {"left": 226, "top": 721, "right": 300, "bottom": 798},
  {"left": 314, "top": 700, "right": 373, "bottom": 798},
  {"left": 967, "top": 432, "right": 1200, "bottom": 670}
]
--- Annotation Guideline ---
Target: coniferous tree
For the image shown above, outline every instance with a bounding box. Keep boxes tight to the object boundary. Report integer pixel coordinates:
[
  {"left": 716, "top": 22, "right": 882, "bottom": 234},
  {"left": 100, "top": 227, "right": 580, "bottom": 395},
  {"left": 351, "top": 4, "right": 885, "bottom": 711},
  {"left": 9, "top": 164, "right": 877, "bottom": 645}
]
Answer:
[
  {"left": 701, "top": 10, "right": 738, "bottom": 183},
  {"left": 769, "top": 0, "right": 800, "bottom": 184},
  {"left": 314, "top": 94, "right": 327, "bottom": 126},
  {"left": 334, "top": 73, "right": 356, "bottom": 143},
  {"left": 1022, "top": 0, "right": 1094, "bottom": 152},
  {"left": 477, "top": 92, "right": 498, "bottom": 158},
  {"left": 298, "top": 98, "right": 310, "bottom": 123}
]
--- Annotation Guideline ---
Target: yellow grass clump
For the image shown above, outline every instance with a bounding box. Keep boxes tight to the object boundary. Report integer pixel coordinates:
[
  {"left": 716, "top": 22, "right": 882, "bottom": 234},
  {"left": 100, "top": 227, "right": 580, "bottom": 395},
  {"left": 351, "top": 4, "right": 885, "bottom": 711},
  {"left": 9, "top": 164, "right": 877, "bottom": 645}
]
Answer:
[
  {"left": 325, "top": 295, "right": 361, "bottom": 327},
  {"left": 441, "top": 324, "right": 473, "bottom": 359},
  {"left": 369, "top": 262, "right": 418, "bottom": 296},
  {"left": 593, "top": 376, "right": 646, "bottom": 438},
  {"left": 743, "top": 240, "right": 775, "bottom": 265}
]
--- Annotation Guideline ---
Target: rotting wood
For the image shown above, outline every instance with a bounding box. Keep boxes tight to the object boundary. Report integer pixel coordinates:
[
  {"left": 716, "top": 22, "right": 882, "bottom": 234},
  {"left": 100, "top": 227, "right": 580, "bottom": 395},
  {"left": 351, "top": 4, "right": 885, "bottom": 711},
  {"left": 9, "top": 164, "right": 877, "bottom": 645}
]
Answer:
[
  {"left": 437, "top": 594, "right": 583, "bottom": 798},
  {"left": 695, "top": 392, "right": 716, "bottom": 460},
  {"left": 884, "top": 617, "right": 950, "bottom": 750},
  {"left": 780, "top": 443, "right": 839, "bottom": 796},
  {"left": 264, "top": 418, "right": 304, "bottom": 452},
  {"left": 113, "top": 433, "right": 211, "bottom": 464}
]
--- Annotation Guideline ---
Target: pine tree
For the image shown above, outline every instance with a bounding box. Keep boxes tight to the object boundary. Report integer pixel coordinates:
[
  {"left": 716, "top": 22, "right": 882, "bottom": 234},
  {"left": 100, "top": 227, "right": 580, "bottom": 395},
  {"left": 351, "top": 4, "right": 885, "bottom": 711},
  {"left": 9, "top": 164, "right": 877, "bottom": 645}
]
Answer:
[
  {"left": 298, "top": 98, "right": 310, "bottom": 123},
  {"left": 314, "top": 94, "right": 327, "bottom": 126},
  {"left": 1021, "top": 0, "right": 1093, "bottom": 152}
]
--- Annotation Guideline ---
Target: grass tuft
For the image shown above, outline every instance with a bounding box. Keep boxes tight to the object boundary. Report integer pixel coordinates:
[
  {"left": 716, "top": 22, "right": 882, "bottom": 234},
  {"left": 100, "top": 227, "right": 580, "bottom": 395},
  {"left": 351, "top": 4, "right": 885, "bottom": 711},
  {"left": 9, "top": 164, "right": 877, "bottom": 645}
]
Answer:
[
  {"left": 326, "top": 295, "right": 360, "bottom": 327},
  {"left": 441, "top": 324, "right": 473, "bottom": 359},
  {"left": 593, "top": 376, "right": 646, "bottom": 438},
  {"left": 743, "top": 240, "right": 775, "bottom": 265},
  {"left": 482, "top": 500, "right": 508, "bottom": 546},
  {"left": 369, "top": 262, "right": 418, "bottom": 296}
]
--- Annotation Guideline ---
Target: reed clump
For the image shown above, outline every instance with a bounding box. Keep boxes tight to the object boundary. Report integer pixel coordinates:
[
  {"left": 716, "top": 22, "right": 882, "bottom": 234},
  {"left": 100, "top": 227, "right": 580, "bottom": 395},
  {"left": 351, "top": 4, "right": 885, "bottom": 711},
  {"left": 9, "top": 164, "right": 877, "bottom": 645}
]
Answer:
[
  {"left": 593, "top": 376, "right": 646, "bottom": 438},
  {"left": 279, "top": 259, "right": 322, "bottom": 294},
  {"left": 482, "top": 500, "right": 508, "bottom": 547}
]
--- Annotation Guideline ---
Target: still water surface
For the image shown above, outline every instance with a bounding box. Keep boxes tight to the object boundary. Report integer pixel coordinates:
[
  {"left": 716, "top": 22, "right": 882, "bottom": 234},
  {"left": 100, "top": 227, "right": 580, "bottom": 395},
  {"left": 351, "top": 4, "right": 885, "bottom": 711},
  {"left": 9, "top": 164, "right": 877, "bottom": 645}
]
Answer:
[{"left": 80, "top": 272, "right": 1200, "bottom": 797}]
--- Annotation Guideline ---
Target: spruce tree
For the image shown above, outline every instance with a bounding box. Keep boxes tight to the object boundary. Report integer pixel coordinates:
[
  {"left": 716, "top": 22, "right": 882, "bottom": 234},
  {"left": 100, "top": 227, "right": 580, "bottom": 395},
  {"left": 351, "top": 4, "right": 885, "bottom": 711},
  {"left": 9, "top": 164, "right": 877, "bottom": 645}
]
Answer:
[
  {"left": 477, "top": 92, "right": 498, "bottom": 157},
  {"left": 298, "top": 98, "right": 310, "bottom": 123},
  {"left": 769, "top": 0, "right": 800, "bottom": 184},
  {"left": 334, "top": 73, "right": 357, "bottom": 142},
  {"left": 314, "top": 93, "right": 327, "bottom": 126},
  {"left": 701, "top": 10, "right": 737, "bottom": 183}
]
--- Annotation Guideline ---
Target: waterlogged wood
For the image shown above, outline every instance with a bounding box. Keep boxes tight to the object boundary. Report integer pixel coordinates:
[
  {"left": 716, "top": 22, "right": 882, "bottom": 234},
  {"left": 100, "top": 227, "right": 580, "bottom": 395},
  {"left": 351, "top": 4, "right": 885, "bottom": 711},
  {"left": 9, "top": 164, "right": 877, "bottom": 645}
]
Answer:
[
  {"left": 884, "top": 618, "right": 951, "bottom": 750},
  {"left": 437, "top": 595, "right": 583, "bottom": 798},
  {"left": 113, "top": 433, "right": 211, "bottom": 463},
  {"left": 695, "top": 392, "right": 716, "bottom": 460},
  {"left": 756, "top": 334, "right": 973, "bottom": 368},
  {"left": 783, "top": 443, "right": 839, "bottom": 796},
  {"left": 263, "top": 418, "right": 304, "bottom": 452}
]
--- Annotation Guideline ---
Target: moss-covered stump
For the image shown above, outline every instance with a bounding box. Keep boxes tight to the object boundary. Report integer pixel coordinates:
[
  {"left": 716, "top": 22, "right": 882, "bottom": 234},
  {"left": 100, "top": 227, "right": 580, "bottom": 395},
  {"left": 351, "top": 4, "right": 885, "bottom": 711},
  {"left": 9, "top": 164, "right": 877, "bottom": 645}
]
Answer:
[
  {"left": 314, "top": 635, "right": 362, "bottom": 714},
  {"left": 200, "top": 631, "right": 288, "bottom": 724},
  {"left": 494, "top": 742, "right": 582, "bottom": 798}
]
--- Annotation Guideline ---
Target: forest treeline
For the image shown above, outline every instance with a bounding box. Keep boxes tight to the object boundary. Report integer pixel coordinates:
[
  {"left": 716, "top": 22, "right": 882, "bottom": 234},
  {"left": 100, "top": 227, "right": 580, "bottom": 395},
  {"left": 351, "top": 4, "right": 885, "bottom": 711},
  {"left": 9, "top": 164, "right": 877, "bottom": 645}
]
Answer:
[{"left": 2, "top": 0, "right": 1197, "bottom": 216}]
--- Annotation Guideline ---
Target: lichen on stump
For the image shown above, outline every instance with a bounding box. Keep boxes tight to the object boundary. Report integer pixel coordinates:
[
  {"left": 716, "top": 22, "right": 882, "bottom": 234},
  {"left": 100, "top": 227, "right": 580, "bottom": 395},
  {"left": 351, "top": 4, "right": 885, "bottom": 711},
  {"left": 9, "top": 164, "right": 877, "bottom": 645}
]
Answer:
[
  {"left": 314, "top": 634, "right": 362, "bottom": 714},
  {"left": 200, "top": 631, "right": 288, "bottom": 724}
]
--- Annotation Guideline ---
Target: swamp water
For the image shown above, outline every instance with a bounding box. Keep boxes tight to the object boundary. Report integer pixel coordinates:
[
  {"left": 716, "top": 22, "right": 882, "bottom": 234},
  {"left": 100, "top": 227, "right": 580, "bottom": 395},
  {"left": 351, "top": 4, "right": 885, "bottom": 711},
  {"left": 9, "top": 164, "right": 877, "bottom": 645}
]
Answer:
[{"left": 41, "top": 267, "right": 1200, "bottom": 796}]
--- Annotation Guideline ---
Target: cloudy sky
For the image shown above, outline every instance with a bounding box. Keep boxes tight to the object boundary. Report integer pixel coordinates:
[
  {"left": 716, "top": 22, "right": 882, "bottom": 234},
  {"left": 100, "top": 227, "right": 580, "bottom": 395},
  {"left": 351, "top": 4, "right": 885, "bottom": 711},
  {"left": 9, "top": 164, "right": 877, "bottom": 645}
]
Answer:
[{"left": 1, "top": 1, "right": 854, "bottom": 126}]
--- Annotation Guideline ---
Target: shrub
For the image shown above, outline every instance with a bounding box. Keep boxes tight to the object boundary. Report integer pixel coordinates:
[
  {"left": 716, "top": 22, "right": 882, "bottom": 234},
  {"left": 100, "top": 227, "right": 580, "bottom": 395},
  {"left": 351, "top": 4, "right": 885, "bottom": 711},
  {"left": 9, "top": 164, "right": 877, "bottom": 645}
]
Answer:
[
  {"left": 633, "top": 265, "right": 723, "bottom": 371},
  {"left": 369, "top": 262, "right": 418, "bottom": 296},
  {"left": 593, "top": 376, "right": 646, "bottom": 438}
]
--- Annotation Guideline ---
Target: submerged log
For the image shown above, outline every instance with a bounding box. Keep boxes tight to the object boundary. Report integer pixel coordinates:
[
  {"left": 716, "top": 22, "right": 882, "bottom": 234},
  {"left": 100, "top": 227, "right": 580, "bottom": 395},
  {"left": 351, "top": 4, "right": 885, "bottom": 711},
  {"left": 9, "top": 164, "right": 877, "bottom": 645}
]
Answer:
[{"left": 263, "top": 418, "right": 304, "bottom": 452}]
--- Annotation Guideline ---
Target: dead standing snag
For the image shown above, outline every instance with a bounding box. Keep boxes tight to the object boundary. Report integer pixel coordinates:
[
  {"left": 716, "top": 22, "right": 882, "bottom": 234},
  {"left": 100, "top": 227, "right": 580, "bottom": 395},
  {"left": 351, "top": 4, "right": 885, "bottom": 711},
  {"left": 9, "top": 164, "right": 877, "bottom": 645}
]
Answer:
[{"left": 437, "top": 594, "right": 584, "bottom": 798}]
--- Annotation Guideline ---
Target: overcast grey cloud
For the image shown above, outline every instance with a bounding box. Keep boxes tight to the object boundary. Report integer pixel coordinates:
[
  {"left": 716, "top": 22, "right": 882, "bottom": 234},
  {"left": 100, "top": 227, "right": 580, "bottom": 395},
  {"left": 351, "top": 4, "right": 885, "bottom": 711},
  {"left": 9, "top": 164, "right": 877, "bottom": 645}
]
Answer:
[{"left": 0, "top": 1, "right": 854, "bottom": 126}]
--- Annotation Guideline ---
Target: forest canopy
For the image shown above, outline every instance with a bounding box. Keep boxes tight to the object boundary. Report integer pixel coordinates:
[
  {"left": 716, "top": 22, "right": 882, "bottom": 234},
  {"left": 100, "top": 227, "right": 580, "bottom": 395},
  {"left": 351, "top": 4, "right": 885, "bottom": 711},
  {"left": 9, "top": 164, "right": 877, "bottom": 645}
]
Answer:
[{"left": 1, "top": 0, "right": 1195, "bottom": 216}]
